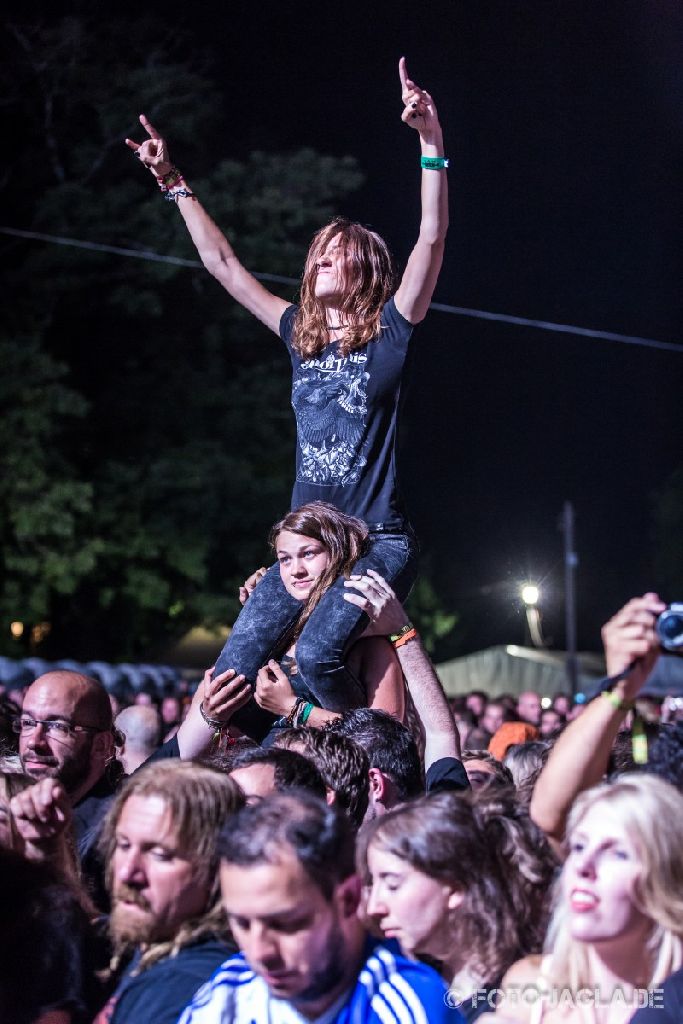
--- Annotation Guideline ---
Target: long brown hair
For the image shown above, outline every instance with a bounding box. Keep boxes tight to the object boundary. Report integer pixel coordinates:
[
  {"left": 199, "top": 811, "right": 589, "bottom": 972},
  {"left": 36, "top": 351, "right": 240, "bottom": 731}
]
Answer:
[
  {"left": 358, "top": 789, "right": 557, "bottom": 984},
  {"left": 270, "top": 500, "right": 369, "bottom": 638},
  {"left": 293, "top": 218, "right": 396, "bottom": 359},
  {"left": 100, "top": 760, "right": 244, "bottom": 974}
]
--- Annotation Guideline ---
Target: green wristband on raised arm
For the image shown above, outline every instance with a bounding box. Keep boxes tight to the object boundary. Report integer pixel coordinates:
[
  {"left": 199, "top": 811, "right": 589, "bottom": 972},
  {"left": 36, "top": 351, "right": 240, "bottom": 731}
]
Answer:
[{"left": 421, "top": 156, "right": 449, "bottom": 170}]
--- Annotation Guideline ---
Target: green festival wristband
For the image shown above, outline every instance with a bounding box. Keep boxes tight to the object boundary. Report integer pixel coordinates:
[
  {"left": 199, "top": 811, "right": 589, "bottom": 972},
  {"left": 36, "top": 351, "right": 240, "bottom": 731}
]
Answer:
[
  {"left": 300, "top": 702, "right": 314, "bottom": 726},
  {"left": 421, "top": 156, "right": 449, "bottom": 170},
  {"left": 601, "top": 689, "right": 635, "bottom": 712}
]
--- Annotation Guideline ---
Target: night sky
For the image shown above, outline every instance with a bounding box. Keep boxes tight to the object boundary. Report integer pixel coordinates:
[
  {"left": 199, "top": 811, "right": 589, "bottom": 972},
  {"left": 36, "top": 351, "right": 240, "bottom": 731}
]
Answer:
[{"left": 18, "top": 0, "right": 683, "bottom": 654}]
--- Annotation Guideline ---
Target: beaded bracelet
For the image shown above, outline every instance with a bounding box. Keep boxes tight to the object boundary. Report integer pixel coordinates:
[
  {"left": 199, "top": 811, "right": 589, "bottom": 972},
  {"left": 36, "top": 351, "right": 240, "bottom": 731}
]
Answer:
[{"left": 164, "top": 187, "right": 197, "bottom": 202}]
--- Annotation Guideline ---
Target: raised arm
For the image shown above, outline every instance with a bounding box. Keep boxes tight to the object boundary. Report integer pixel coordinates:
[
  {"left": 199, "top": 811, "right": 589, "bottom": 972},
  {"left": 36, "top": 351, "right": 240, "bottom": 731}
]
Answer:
[
  {"left": 125, "top": 115, "right": 289, "bottom": 333},
  {"left": 529, "top": 593, "right": 664, "bottom": 851},
  {"left": 344, "top": 570, "right": 461, "bottom": 770},
  {"left": 393, "top": 58, "right": 449, "bottom": 325}
]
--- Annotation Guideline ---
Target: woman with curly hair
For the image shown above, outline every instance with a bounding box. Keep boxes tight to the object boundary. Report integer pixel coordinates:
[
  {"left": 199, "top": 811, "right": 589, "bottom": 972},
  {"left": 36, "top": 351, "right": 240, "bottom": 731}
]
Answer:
[
  {"left": 359, "top": 789, "right": 558, "bottom": 1022},
  {"left": 127, "top": 58, "right": 448, "bottom": 734}
]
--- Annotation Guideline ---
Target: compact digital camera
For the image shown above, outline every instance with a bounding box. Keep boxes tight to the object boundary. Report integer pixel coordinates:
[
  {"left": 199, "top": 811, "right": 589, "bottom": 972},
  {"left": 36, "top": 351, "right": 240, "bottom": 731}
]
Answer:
[{"left": 656, "top": 603, "right": 683, "bottom": 653}]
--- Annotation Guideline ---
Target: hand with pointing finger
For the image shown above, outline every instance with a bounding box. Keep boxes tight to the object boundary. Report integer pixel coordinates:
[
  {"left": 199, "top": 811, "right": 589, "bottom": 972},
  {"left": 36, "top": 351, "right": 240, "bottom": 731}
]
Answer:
[
  {"left": 10, "top": 778, "right": 71, "bottom": 849},
  {"left": 125, "top": 113, "right": 174, "bottom": 177},
  {"left": 399, "top": 57, "right": 441, "bottom": 142}
]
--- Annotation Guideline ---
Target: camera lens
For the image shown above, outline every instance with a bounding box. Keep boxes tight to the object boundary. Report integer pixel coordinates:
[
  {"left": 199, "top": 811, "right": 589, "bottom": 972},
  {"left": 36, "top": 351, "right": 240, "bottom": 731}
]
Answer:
[{"left": 656, "top": 605, "right": 683, "bottom": 652}]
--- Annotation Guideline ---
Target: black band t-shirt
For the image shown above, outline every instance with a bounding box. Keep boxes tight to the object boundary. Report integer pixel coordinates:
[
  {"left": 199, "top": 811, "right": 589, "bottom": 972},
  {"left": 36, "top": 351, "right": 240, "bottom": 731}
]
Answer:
[{"left": 280, "top": 297, "right": 413, "bottom": 530}]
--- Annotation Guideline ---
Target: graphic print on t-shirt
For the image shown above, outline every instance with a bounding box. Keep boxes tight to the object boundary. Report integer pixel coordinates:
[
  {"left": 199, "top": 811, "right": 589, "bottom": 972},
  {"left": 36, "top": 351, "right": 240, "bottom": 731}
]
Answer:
[{"left": 292, "top": 349, "right": 369, "bottom": 486}]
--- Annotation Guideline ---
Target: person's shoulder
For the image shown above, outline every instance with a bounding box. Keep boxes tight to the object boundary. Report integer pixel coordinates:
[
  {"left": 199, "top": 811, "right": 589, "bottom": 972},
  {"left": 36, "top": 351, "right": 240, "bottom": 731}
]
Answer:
[
  {"left": 356, "top": 940, "right": 456, "bottom": 1023},
  {"left": 198, "top": 951, "right": 256, "bottom": 988},
  {"left": 631, "top": 966, "right": 683, "bottom": 1023},
  {"left": 471, "top": 956, "right": 544, "bottom": 1024},
  {"left": 177, "top": 954, "right": 258, "bottom": 1024},
  {"left": 167, "top": 937, "right": 237, "bottom": 975},
  {"left": 500, "top": 954, "right": 545, "bottom": 989},
  {"left": 114, "top": 942, "right": 237, "bottom": 1018},
  {"left": 380, "top": 295, "right": 414, "bottom": 339}
]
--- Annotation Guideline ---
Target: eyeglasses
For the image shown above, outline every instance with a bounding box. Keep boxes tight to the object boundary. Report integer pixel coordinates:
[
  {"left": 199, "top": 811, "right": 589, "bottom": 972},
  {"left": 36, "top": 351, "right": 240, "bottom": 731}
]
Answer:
[{"left": 12, "top": 715, "right": 101, "bottom": 742}]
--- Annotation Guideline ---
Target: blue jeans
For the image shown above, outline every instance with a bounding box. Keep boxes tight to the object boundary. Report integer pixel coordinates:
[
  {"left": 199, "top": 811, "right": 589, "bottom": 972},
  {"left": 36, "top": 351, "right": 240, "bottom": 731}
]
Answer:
[{"left": 214, "top": 531, "right": 419, "bottom": 740}]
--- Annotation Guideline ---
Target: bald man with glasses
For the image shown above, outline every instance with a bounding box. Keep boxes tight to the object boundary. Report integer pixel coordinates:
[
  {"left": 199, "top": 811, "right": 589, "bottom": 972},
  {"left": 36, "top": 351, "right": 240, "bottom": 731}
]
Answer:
[{"left": 15, "top": 670, "right": 120, "bottom": 906}]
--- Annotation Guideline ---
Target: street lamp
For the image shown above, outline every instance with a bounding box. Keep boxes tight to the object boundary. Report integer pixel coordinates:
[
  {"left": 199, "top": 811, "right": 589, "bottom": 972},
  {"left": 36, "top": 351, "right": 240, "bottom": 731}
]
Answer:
[{"left": 520, "top": 584, "right": 544, "bottom": 647}]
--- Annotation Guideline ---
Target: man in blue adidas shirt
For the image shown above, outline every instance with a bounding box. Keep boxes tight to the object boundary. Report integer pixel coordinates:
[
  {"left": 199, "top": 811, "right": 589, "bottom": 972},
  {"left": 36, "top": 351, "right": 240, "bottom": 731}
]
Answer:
[{"left": 179, "top": 791, "right": 459, "bottom": 1023}]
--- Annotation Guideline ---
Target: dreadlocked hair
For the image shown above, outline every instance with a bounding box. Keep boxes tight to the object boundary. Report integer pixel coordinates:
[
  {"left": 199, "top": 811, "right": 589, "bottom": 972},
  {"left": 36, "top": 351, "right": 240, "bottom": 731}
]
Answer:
[
  {"left": 99, "top": 760, "right": 244, "bottom": 976},
  {"left": 270, "top": 501, "right": 369, "bottom": 641},
  {"left": 293, "top": 218, "right": 396, "bottom": 359}
]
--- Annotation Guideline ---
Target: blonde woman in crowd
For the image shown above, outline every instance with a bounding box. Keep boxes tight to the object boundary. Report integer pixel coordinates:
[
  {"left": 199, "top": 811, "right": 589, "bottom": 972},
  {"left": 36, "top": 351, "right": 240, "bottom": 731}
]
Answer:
[{"left": 484, "top": 774, "right": 683, "bottom": 1023}]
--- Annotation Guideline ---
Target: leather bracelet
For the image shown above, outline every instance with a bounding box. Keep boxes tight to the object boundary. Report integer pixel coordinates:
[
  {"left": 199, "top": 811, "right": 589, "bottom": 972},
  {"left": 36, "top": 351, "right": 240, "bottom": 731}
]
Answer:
[{"left": 286, "top": 696, "right": 306, "bottom": 727}]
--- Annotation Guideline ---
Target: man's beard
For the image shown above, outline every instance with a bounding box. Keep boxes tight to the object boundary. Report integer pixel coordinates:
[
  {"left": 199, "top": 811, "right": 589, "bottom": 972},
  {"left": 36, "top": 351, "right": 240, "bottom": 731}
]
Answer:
[
  {"left": 110, "top": 884, "right": 160, "bottom": 947},
  {"left": 21, "top": 740, "right": 93, "bottom": 795},
  {"left": 295, "top": 922, "right": 347, "bottom": 1005}
]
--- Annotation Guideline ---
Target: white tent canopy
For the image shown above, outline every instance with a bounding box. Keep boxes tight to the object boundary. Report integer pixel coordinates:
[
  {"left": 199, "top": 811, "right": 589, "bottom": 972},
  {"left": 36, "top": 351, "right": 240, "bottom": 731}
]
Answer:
[
  {"left": 435, "top": 645, "right": 604, "bottom": 700},
  {"left": 435, "top": 645, "right": 683, "bottom": 700}
]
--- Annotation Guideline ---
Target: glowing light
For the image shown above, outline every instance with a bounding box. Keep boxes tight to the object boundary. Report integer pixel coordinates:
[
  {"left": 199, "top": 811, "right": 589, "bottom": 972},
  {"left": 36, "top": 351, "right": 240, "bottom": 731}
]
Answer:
[
  {"left": 10, "top": 621, "right": 24, "bottom": 638},
  {"left": 521, "top": 584, "right": 539, "bottom": 606}
]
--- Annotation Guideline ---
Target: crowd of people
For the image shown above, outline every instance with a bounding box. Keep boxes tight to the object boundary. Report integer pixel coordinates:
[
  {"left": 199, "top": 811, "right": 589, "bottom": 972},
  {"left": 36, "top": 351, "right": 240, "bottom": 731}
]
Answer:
[
  {"left": 3, "top": 59, "right": 682, "bottom": 1024},
  {"left": 2, "top": 581, "right": 682, "bottom": 1023}
]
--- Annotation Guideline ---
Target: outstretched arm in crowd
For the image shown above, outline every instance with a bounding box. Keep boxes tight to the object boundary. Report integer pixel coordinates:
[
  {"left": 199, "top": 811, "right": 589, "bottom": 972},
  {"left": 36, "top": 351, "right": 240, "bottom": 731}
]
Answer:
[
  {"left": 343, "top": 570, "right": 461, "bottom": 769},
  {"left": 393, "top": 57, "right": 449, "bottom": 324},
  {"left": 529, "top": 593, "right": 664, "bottom": 851},
  {"left": 125, "top": 117, "right": 288, "bottom": 333}
]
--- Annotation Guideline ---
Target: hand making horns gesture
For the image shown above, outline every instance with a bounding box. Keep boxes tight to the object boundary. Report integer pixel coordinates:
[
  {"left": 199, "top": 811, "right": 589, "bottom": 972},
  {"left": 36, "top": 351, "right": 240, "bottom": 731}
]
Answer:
[{"left": 125, "top": 114, "right": 173, "bottom": 177}]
